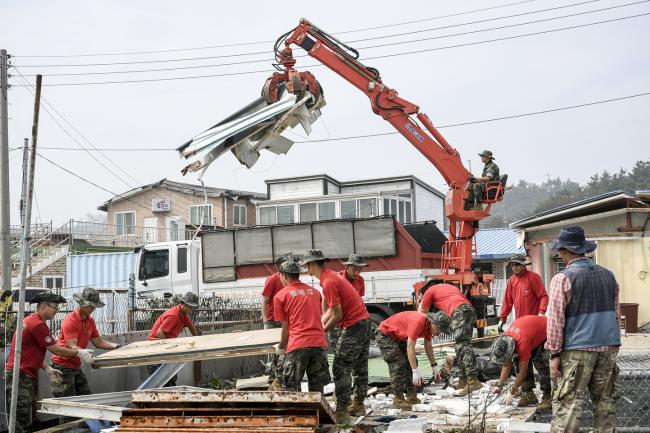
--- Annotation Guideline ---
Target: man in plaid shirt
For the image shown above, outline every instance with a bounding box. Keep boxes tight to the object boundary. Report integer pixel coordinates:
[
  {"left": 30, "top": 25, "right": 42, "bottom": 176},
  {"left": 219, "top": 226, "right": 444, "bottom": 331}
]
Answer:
[{"left": 545, "top": 226, "right": 620, "bottom": 433}]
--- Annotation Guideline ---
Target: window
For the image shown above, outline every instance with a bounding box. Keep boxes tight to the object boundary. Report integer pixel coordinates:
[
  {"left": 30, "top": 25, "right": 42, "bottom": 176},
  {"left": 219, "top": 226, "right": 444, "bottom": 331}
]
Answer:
[
  {"left": 318, "top": 202, "right": 335, "bottom": 220},
  {"left": 190, "top": 204, "right": 212, "bottom": 226},
  {"left": 358, "top": 198, "right": 377, "bottom": 218},
  {"left": 139, "top": 249, "right": 169, "bottom": 280},
  {"left": 554, "top": 258, "right": 567, "bottom": 274},
  {"left": 177, "top": 246, "right": 188, "bottom": 274},
  {"left": 277, "top": 205, "right": 295, "bottom": 224},
  {"left": 233, "top": 204, "right": 247, "bottom": 226},
  {"left": 43, "top": 276, "right": 64, "bottom": 294},
  {"left": 382, "top": 193, "right": 412, "bottom": 223},
  {"left": 116, "top": 211, "right": 135, "bottom": 235},
  {"left": 300, "top": 203, "right": 317, "bottom": 223},
  {"left": 259, "top": 206, "right": 277, "bottom": 225},
  {"left": 168, "top": 218, "right": 184, "bottom": 241},
  {"left": 340, "top": 200, "right": 357, "bottom": 218}
]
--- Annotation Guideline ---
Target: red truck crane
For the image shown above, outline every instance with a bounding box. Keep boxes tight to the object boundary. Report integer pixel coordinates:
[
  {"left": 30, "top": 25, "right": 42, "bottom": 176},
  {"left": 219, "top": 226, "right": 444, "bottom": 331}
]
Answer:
[{"left": 262, "top": 19, "right": 507, "bottom": 317}]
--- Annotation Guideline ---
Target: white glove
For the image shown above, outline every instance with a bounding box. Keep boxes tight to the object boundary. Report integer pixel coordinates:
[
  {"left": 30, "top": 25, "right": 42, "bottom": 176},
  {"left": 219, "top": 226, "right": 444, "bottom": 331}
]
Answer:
[
  {"left": 501, "top": 392, "right": 515, "bottom": 405},
  {"left": 431, "top": 365, "right": 442, "bottom": 383},
  {"left": 273, "top": 344, "right": 285, "bottom": 356},
  {"left": 412, "top": 368, "right": 423, "bottom": 387},
  {"left": 263, "top": 322, "right": 271, "bottom": 330},
  {"left": 45, "top": 366, "right": 63, "bottom": 384},
  {"left": 77, "top": 348, "right": 94, "bottom": 364}
]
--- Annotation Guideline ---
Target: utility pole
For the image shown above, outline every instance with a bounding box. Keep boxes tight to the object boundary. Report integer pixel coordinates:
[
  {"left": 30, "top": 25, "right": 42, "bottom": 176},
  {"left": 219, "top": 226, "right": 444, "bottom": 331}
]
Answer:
[
  {"left": 20, "top": 138, "right": 28, "bottom": 229},
  {"left": 0, "top": 49, "right": 11, "bottom": 293},
  {"left": 8, "top": 74, "right": 41, "bottom": 433}
]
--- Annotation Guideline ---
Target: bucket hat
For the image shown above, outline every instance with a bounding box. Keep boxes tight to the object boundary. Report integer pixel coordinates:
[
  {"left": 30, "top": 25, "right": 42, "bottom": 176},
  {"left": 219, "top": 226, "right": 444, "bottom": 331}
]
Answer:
[
  {"left": 478, "top": 150, "right": 495, "bottom": 160},
  {"left": 73, "top": 287, "right": 105, "bottom": 308},
  {"left": 300, "top": 249, "right": 328, "bottom": 265},
  {"left": 31, "top": 292, "right": 67, "bottom": 305},
  {"left": 549, "top": 226, "right": 597, "bottom": 254},
  {"left": 426, "top": 311, "right": 451, "bottom": 335},
  {"left": 508, "top": 253, "right": 530, "bottom": 266},
  {"left": 490, "top": 335, "right": 516, "bottom": 365},
  {"left": 278, "top": 256, "right": 306, "bottom": 274},
  {"left": 178, "top": 291, "right": 199, "bottom": 308},
  {"left": 275, "top": 253, "right": 292, "bottom": 266},
  {"left": 342, "top": 254, "right": 368, "bottom": 267}
]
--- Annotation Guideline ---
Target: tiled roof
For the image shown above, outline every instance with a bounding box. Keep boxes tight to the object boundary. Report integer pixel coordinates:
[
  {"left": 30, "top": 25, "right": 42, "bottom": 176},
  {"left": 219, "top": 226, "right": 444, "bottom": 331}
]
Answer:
[{"left": 474, "top": 227, "right": 524, "bottom": 260}]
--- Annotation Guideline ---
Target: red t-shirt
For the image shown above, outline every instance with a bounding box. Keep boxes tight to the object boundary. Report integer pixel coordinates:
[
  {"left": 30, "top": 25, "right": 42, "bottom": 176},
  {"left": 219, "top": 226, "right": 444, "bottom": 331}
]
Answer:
[
  {"left": 6, "top": 312, "right": 56, "bottom": 378},
  {"left": 52, "top": 309, "right": 100, "bottom": 369},
  {"left": 147, "top": 305, "right": 193, "bottom": 340},
  {"left": 262, "top": 272, "right": 284, "bottom": 321},
  {"left": 420, "top": 283, "right": 470, "bottom": 317},
  {"left": 500, "top": 269, "right": 549, "bottom": 321},
  {"left": 320, "top": 268, "right": 369, "bottom": 329},
  {"left": 338, "top": 270, "right": 365, "bottom": 297},
  {"left": 379, "top": 311, "right": 433, "bottom": 342},
  {"left": 273, "top": 281, "right": 327, "bottom": 353},
  {"left": 504, "top": 315, "right": 547, "bottom": 362}
]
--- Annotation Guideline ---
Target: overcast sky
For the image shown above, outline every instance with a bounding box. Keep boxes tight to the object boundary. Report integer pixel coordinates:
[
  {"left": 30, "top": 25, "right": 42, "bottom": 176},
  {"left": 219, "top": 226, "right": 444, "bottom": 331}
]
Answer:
[{"left": 2, "top": 0, "right": 649, "bottom": 226}]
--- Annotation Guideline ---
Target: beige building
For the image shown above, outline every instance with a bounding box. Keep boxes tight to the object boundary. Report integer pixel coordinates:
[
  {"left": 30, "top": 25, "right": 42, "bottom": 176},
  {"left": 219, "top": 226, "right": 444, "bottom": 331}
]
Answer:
[
  {"left": 98, "top": 179, "right": 266, "bottom": 243},
  {"left": 511, "top": 190, "right": 650, "bottom": 328}
]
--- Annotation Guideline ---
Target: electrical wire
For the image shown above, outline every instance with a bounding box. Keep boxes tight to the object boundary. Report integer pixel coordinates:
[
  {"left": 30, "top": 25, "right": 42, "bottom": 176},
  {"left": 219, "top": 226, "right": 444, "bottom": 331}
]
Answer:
[
  {"left": 14, "top": 0, "right": 646, "bottom": 78},
  {"left": 12, "top": 0, "right": 543, "bottom": 58},
  {"left": 9, "top": 11, "right": 648, "bottom": 87}
]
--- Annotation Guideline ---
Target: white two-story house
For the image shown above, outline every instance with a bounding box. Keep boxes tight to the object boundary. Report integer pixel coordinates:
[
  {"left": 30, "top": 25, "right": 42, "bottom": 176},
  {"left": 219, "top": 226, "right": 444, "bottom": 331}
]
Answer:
[{"left": 257, "top": 174, "right": 446, "bottom": 231}]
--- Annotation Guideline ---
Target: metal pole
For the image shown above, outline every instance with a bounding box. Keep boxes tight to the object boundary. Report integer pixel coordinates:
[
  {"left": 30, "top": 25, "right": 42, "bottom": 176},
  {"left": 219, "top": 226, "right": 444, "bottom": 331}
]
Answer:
[
  {"left": 20, "top": 138, "right": 28, "bottom": 229},
  {"left": 8, "top": 74, "right": 41, "bottom": 433},
  {"left": 0, "top": 49, "right": 11, "bottom": 294}
]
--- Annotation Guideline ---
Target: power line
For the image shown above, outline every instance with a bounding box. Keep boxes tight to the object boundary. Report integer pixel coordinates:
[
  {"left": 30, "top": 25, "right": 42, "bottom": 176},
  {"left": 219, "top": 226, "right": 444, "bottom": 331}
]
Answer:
[
  {"left": 13, "top": 0, "right": 542, "bottom": 58},
  {"left": 12, "top": 0, "right": 610, "bottom": 68},
  {"left": 10, "top": 12, "right": 648, "bottom": 87},
  {"left": 15, "top": 0, "right": 646, "bottom": 78}
]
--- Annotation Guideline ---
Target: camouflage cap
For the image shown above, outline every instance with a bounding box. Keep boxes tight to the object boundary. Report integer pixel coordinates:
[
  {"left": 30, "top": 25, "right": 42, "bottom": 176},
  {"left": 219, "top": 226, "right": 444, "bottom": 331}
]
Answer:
[
  {"left": 278, "top": 256, "right": 306, "bottom": 274},
  {"left": 179, "top": 291, "right": 199, "bottom": 308},
  {"left": 426, "top": 311, "right": 451, "bottom": 335},
  {"left": 275, "top": 253, "right": 292, "bottom": 266},
  {"left": 73, "top": 287, "right": 105, "bottom": 308},
  {"left": 478, "top": 150, "right": 495, "bottom": 160},
  {"left": 508, "top": 253, "right": 530, "bottom": 266},
  {"left": 31, "top": 292, "right": 67, "bottom": 305},
  {"left": 342, "top": 254, "right": 368, "bottom": 267},
  {"left": 489, "top": 335, "right": 516, "bottom": 365},
  {"left": 300, "top": 249, "right": 328, "bottom": 265}
]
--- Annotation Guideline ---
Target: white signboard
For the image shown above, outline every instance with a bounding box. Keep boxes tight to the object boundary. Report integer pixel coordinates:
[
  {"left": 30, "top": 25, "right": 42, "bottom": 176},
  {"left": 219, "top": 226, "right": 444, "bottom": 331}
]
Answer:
[{"left": 151, "top": 198, "right": 171, "bottom": 212}]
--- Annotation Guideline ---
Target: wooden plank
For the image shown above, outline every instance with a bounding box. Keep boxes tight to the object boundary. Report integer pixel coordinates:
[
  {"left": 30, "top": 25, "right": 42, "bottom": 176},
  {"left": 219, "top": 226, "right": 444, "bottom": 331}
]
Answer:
[
  {"left": 94, "top": 328, "right": 281, "bottom": 368},
  {"left": 236, "top": 375, "right": 270, "bottom": 389}
]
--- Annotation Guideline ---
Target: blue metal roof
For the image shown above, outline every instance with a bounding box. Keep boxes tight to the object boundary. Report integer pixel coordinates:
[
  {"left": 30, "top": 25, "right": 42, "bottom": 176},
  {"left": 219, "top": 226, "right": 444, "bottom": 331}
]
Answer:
[{"left": 474, "top": 228, "right": 524, "bottom": 260}]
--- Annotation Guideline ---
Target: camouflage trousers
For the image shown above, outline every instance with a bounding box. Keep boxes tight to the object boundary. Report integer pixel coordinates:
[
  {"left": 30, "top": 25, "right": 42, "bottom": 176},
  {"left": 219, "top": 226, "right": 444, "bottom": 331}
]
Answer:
[
  {"left": 514, "top": 344, "right": 551, "bottom": 394},
  {"left": 451, "top": 304, "right": 478, "bottom": 378},
  {"left": 50, "top": 364, "right": 92, "bottom": 424},
  {"left": 282, "top": 347, "right": 331, "bottom": 393},
  {"left": 332, "top": 319, "right": 371, "bottom": 406},
  {"left": 376, "top": 332, "right": 412, "bottom": 395},
  {"left": 551, "top": 350, "right": 618, "bottom": 433},
  {"left": 265, "top": 321, "right": 284, "bottom": 385},
  {"left": 147, "top": 364, "right": 177, "bottom": 387},
  {"left": 5, "top": 371, "right": 34, "bottom": 433},
  {"left": 327, "top": 327, "right": 342, "bottom": 354}
]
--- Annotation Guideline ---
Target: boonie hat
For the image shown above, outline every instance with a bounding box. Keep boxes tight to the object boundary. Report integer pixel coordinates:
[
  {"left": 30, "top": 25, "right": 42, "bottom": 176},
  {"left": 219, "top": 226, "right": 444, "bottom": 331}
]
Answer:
[
  {"left": 278, "top": 256, "right": 306, "bottom": 274},
  {"left": 478, "top": 150, "right": 495, "bottom": 159},
  {"left": 426, "top": 311, "right": 451, "bottom": 335},
  {"left": 549, "top": 226, "right": 597, "bottom": 254},
  {"left": 179, "top": 291, "right": 199, "bottom": 308},
  {"left": 275, "top": 253, "right": 292, "bottom": 266},
  {"left": 342, "top": 254, "right": 368, "bottom": 267},
  {"left": 31, "top": 292, "right": 67, "bottom": 305},
  {"left": 73, "top": 287, "right": 105, "bottom": 308},
  {"left": 300, "top": 249, "right": 328, "bottom": 265},
  {"left": 508, "top": 253, "right": 530, "bottom": 266},
  {"left": 490, "top": 335, "right": 516, "bottom": 365}
]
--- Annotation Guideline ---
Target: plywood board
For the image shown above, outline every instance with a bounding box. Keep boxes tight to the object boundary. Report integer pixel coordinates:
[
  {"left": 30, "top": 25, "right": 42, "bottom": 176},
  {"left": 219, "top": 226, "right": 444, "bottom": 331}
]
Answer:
[{"left": 93, "top": 328, "right": 281, "bottom": 368}]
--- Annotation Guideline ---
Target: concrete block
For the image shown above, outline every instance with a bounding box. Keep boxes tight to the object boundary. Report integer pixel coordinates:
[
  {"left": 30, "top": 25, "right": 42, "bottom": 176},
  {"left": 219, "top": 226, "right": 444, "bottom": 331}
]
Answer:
[
  {"left": 386, "top": 417, "right": 428, "bottom": 432},
  {"left": 504, "top": 422, "right": 551, "bottom": 433}
]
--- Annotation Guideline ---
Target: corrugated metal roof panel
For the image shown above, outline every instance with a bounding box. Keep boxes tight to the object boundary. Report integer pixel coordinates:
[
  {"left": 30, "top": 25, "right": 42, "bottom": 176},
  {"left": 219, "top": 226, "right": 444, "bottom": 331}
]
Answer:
[
  {"left": 66, "top": 252, "right": 136, "bottom": 294},
  {"left": 474, "top": 228, "right": 524, "bottom": 260}
]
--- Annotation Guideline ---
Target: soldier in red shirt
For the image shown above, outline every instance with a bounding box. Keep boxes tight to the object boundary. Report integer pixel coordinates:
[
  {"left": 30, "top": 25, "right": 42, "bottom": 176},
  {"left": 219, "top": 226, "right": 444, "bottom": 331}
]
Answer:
[
  {"left": 419, "top": 281, "right": 482, "bottom": 396},
  {"left": 261, "top": 254, "right": 290, "bottom": 391},
  {"left": 146, "top": 292, "right": 199, "bottom": 386},
  {"left": 377, "top": 311, "right": 451, "bottom": 410},
  {"left": 50, "top": 288, "right": 120, "bottom": 418},
  {"left": 339, "top": 254, "right": 367, "bottom": 297},
  {"left": 490, "top": 315, "right": 551, "bottom": 410},
  {"left": 498, "top": 253, "right": 549, "bottom": 332},
  {"left": 5, "top": 293, "right": 92, "bottom": 432},
  {"left": 302, "top": 249, "right": 370, "bottom": 425},
  {"left": 273, "top": 257, "right": 330, "bottom": 393}
]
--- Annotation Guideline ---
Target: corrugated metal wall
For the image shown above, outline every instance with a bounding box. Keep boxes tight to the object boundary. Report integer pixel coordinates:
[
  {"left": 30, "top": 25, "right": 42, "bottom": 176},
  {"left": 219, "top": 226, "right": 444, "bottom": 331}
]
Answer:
[{"left": 67, "top": 251, "right": 136, "bottom": 294}]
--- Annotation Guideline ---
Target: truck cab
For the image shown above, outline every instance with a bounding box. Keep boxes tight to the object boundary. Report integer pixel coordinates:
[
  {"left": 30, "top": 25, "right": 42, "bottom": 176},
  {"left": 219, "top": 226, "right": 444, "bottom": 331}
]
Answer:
[{"left": 136, "top": 240, "right": 200, "bottom": 297}]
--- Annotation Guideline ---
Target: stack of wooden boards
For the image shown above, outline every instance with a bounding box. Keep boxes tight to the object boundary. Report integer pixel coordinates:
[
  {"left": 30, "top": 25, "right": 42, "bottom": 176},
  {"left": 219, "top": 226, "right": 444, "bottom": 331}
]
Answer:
[{"left": 93, "top": 328, "right": 282, "bottom": 368}]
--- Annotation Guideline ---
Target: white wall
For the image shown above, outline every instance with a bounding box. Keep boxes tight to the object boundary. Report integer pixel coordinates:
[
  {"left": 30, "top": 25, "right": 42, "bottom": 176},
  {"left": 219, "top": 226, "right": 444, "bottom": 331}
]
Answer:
[
  {"left": 269, "top": 179, "right": 324, "bottom": 200},
  {"left": 340, "top": 180, "right": 412, "bottom": 195},
  {"left": 326, "top": 180, "right": 340, "bottom": 194},
  {"left": 414, "top": 182, "right": 445, "bottom": 229}
]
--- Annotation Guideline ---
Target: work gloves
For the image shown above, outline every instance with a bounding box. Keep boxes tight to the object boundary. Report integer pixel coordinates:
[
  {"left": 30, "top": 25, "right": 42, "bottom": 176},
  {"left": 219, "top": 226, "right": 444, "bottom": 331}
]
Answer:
[
  {"left": 45, "top": 366, "right": 63, "bottom": 384},
  {"left": 77, "top": 349, "right": 94, "bottom": 364},
  {"left": 412, "top": 369, "right": 423, "bottom": 387},
  {"left": 497, "top": 321, "right": 505, "bottom": 334},
  {"left": 501, "top": 392, "right": 515, "bottom": 405},
  {"left": 431, "top": 365, "right": 442, "bottom": 384}
]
